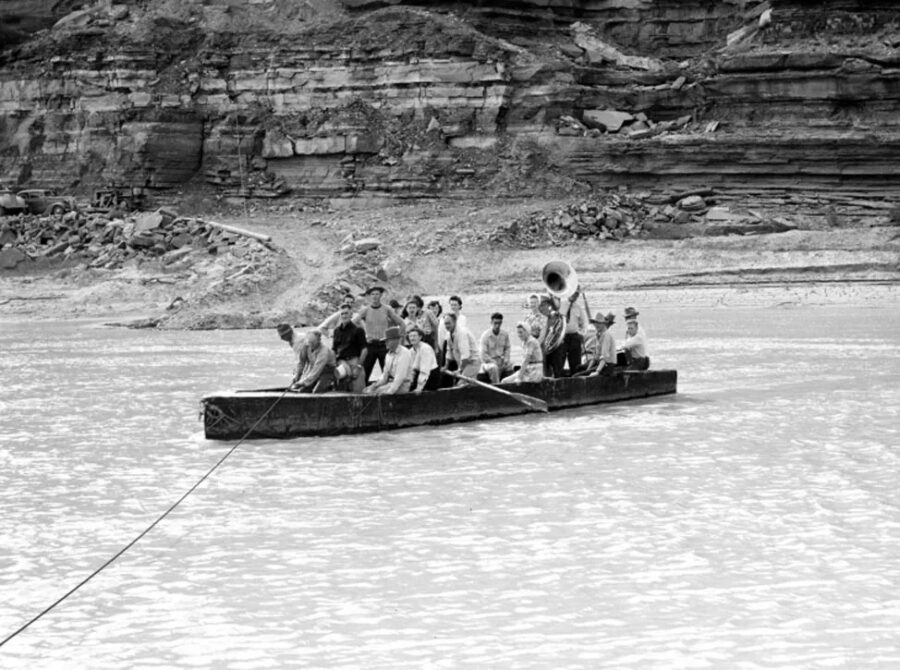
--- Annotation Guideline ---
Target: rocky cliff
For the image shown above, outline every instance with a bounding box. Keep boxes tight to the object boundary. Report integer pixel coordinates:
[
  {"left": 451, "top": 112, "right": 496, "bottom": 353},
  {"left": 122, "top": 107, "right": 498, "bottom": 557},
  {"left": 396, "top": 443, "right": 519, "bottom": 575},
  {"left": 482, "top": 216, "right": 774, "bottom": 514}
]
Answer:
[{"left": 1, "top": 0, "right": 898, "bottom": 209}]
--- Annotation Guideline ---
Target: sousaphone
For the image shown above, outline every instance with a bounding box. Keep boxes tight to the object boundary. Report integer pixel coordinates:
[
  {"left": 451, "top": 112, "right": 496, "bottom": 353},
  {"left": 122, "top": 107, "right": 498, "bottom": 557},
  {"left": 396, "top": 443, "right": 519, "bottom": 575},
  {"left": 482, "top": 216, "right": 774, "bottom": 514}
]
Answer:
[{"left": 542, "top": 260, "right": 579, "bottom": 299}]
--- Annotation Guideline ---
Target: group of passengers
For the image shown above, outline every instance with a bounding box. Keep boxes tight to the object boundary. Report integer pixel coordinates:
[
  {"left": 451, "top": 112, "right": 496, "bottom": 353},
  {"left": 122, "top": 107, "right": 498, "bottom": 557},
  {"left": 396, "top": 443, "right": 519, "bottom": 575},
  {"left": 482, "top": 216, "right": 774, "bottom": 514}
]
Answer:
[{"left": 276, "top": 284, "right": 649, "bottom": 395}]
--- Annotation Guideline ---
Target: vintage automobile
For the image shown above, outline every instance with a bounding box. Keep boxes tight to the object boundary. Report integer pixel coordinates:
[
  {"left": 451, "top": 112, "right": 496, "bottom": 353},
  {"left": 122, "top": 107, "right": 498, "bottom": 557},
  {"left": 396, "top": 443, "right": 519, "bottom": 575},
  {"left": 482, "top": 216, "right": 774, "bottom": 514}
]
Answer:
[
  {"left": 0, "top": 188, "right": 28, "bottom": 215},
  {"left": 17, "top": 188, "right": 77, "bottom": 215}
]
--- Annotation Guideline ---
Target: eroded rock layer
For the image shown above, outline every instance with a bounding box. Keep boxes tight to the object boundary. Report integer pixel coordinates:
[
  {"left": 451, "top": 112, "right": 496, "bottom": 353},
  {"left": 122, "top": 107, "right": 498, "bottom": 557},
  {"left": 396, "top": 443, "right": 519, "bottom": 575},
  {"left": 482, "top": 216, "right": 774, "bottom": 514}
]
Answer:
[{"left": 0, "top": 0, "right": 897, "bottom": 201}]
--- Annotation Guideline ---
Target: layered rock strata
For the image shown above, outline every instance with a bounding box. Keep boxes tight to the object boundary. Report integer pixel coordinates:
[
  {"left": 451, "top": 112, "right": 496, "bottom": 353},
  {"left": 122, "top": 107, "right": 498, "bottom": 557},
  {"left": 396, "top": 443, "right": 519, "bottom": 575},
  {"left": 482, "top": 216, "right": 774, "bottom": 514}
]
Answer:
[{"left": 0, "top": 0, "right": 897, "bottom": 206}]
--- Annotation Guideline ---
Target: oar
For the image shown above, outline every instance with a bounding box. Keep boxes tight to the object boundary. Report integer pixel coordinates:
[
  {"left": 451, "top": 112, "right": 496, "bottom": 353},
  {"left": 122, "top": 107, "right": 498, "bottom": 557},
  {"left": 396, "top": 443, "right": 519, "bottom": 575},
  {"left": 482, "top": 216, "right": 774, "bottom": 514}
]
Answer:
[{"left": 442, "top": 370, "right": 548, "bottom": 413}]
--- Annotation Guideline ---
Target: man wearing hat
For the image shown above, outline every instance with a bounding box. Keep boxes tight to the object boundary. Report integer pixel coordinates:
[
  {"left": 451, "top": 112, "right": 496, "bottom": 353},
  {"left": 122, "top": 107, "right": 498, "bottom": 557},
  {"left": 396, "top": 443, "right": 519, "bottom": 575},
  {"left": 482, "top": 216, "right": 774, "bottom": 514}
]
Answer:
[
  {"left": 277, "top": 323, "right": 308, "bottom": 385},
  {"left": 577, "top": 313, "right": 617, "bottom": 376},
  {"left": 621, "top": 307, "right": 650, "bottom": 370},
  {"left": 354, "top": 286, "right": 407, "bottom": 383},
  {"left": 291, "top": 329, "right": 337, "bottom": 393},
  {"left": 365, "top": 326, "right": 413, "bottom": 395}
]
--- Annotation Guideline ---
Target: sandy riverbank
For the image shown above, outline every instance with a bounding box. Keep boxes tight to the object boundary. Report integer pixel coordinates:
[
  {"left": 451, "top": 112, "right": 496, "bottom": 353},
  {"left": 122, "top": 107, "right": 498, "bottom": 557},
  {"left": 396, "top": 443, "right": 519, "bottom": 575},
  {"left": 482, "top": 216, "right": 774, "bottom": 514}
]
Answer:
[{"left": 1, "top": 199, "right": 898, "bottom": 325}]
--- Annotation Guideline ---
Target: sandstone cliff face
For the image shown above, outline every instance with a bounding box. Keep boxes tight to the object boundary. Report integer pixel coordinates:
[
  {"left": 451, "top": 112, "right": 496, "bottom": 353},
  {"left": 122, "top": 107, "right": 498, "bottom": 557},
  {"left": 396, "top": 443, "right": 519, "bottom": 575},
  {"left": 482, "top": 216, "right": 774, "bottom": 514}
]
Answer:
[{"left": 0, "top": 0, "right": 897, "bottom": 202}]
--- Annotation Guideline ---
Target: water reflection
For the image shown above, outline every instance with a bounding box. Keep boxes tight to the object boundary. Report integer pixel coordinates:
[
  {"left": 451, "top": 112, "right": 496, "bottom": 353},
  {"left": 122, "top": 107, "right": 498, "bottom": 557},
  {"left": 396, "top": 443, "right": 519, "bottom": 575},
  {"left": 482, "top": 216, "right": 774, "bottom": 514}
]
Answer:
[{"left": 1, "top": 305, "right": 899, "bottom": 668}]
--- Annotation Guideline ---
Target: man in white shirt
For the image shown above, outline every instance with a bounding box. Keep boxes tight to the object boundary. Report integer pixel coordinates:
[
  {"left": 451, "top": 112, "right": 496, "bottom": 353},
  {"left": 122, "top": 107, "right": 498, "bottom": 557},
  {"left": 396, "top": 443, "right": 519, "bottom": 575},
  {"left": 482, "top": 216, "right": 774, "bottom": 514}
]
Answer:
[
  {"left": 479, "top": 312, "right": 513, "bottom": 384},
  {"left": 622, "top": 308, "right": 649, "bottom": 370},
  {"left": 561, "top": 288, "right": 588, "bottom": 375},
  {"left": 441, "top": 312, "right": 479, "bottom": 386},
  {"left": 365, "top": 326, "right": 413, "bottom": 394},
  {"left": 408, "top": 327, "right": 440, "bottom": 392},
  {"left": 437, "top": 294, "right": 468, "bottom": 353}
]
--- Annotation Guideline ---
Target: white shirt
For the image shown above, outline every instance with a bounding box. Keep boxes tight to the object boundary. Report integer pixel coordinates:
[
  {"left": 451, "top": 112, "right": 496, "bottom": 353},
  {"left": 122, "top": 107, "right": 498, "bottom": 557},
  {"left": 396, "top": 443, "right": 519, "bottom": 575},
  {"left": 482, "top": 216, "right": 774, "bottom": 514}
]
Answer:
[
  {"left": 622, "top": 325, "right": 647, "bottom": 358},
  {"left": 410, "top": 342, "right": 437, "bottom": 391},
  {"left": 378, "top": 345, "right": 413, "bottom": 394},
  {"left": 438, "top": 312, "right": 467, "bottom": 349}
]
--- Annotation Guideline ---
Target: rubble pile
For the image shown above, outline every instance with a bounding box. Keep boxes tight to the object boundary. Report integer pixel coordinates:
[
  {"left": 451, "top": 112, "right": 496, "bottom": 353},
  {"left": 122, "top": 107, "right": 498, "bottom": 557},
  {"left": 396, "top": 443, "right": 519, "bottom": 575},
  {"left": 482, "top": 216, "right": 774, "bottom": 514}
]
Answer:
[
  {"left": 487, "top": 191, "right": 798, "bottom": 247},
  {"left": 0, "top": 209, "right": 280, "bottom": 279},
  {"left": 556, "top": 111, "right": 712, "bottom": 140}
]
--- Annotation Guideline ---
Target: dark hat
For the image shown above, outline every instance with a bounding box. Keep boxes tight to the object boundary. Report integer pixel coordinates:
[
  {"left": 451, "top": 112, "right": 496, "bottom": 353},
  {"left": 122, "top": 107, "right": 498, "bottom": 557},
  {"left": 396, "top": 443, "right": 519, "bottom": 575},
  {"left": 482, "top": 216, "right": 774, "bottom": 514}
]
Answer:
[
  {"left": 275, "top": 323, "right": 293, "bottom": 337},
  {"left": 384, "top": 326, "right": 402, "bottom": 341},
  {"left": 363, "top": 285, "right": 386, "bottom": 296},
  {"left": 590, "top": 312, "right": 615, "bottom": 327},
  {"left": 624, "top": 306, "right": 639, "bottom": 320}
]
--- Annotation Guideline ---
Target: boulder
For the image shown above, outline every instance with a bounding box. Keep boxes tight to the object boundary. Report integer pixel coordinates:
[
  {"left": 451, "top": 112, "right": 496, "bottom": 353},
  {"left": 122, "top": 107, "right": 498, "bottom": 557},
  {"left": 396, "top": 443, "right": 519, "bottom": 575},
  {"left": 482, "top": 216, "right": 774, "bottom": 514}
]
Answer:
[
  {"left": 353, "top": 238, "right": 381, "bottom": 253},
  {"left": 0, "top": 247, "right": 26, "bottom": 269},
  {"left": 583, "top": 110, "right": 634, "bottom": 133},
  {"left": 133, "top": 211, "right": 165, "bottom": 235},
  {"left": 677, "top": 195, "right": 707, "bottom": 211}
]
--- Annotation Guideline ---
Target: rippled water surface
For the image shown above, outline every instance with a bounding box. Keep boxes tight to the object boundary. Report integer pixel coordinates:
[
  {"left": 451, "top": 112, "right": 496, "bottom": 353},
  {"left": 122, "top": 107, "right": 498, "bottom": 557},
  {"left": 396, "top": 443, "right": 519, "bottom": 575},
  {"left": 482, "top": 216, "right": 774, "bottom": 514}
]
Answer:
[{"left": 2, "top": 302, "right": 899, "bottom": 669}]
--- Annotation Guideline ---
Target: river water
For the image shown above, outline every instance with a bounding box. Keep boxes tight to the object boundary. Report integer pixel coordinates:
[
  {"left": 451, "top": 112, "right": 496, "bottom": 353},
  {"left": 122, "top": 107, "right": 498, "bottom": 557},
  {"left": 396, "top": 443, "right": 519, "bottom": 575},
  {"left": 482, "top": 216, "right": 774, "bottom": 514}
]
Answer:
[{"left": 1, "top": 296, "right": 899, "bottom": 669}]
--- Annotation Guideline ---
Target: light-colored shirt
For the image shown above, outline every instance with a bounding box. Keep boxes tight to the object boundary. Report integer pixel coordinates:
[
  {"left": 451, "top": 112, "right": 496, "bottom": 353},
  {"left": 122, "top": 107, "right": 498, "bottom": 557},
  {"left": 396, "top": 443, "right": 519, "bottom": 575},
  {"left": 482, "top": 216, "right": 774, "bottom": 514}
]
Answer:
[
  {"left": 597, "top": 330, "right": 617, "bottom": 365},
  {"left": 410, "top": 342, "right": 438, "bottom": 391},
  {"left": 446, "top": 325, "right": 478, "bottom": 365},
  {"left": 290, "top": 335, "right": 308, "bottom": 381},
  {"left": 438, "top": 312, "right": 467, "bottom": 348},
  {"left": 297, "top": 343, "right": 335, "bottom": 387},
  {"left": 377, "top": 345, "right": 413, "bottom": 394},
  {"left": 622, "top": 326, "right": 647, "bottom": 358},
  {"left": 480, "top": 328, "right": 511, "bottom": 368},
  {"left": 354, "top": 304, "right": 404, "bottom": 341},
  {"left": 563, "top": 298, "right": 587, "bottom": 335}
]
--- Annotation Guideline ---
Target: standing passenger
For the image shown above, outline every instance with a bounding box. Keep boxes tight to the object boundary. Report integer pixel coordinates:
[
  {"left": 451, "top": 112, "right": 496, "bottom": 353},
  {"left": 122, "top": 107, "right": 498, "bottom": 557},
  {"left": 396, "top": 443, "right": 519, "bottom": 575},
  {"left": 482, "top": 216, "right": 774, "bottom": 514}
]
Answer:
[
  {"left": 561, "top": 288, "right": 587, "bottom": 375},
  {"left": 331, "top": 303, "right": 368, "bottom": 392},
  {"left": 354, "top": 286, "right": 406, "bottom": 383},
  {"left": 538, "top": 295, "right": 566, "bottom": 378}
]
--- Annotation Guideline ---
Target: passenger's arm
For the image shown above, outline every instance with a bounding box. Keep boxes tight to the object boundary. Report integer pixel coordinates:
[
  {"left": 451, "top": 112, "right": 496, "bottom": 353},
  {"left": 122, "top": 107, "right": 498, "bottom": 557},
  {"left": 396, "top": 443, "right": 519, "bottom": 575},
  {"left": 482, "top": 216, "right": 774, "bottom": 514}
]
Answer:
[{"left": 296, "top": 350, "right": 326, "bottom": 387}]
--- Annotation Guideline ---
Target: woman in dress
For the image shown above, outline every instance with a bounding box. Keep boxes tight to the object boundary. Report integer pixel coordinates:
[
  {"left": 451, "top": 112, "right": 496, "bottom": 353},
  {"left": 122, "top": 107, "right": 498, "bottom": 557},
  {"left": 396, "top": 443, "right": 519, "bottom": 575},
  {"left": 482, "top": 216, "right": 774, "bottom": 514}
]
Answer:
[
  {"left": 501, "top": 322, "right": 544, "bottom": 384},
  {"left": 523, "top": 292, "right": 546, "bottom": 338}
]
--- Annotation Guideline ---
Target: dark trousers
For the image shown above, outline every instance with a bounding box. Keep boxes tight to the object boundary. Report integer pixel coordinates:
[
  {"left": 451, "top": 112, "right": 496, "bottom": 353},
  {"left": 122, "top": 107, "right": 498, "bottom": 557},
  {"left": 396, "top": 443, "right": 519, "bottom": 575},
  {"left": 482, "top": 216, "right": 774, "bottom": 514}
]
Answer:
[
  {"left": 562, "top": 332, "right": 584, "bottom": 375},
  {"left": 544, "top": 346, "right": 566, "bottom": 378},
  {"left": 440, "top": 359, "right": 459, "bottom": 388},
  {"left": 626, "top": 356, "right": 650, "bottom": 371},
  {"left": 412, "top": 367, "right": 442, "bottom": 392},
  {"left": 362, "top": 340, "right": 387, "bottom": 382},
  {"left": 295, "top": 364, "right": 335, "bottom": 393}
]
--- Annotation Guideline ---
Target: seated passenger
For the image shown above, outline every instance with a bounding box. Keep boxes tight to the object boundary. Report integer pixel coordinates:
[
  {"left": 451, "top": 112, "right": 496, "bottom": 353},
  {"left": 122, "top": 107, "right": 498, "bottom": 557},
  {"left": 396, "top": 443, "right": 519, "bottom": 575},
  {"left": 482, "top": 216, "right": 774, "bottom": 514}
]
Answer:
[
  {"left": 581, "top": 313, "right": 617, "bottom": 376},
  {"left": 291, "top": 330, "right": 336, "bottom": 393},
  {"left": 622, "top": 308, "right": 650, "bottom": 370},
  {"left": 479, "top": 312, "right": 513, "bottom": 384},
  {"left": 408, "top": 327, "right": 440, "bottom": 393},
  {"left": 364, "top": 326, "right": 413, "bottom": 395},
  {"left": 501, "top": 322, "right": 544, "bottom": 384}
]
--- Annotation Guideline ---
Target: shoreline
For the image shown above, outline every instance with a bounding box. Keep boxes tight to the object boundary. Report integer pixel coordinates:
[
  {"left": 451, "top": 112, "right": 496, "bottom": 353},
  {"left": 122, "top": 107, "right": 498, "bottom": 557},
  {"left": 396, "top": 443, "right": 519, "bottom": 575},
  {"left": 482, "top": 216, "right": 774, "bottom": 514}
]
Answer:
[{"left": 1, "top": 199, "right": 898, "bottom": 327}]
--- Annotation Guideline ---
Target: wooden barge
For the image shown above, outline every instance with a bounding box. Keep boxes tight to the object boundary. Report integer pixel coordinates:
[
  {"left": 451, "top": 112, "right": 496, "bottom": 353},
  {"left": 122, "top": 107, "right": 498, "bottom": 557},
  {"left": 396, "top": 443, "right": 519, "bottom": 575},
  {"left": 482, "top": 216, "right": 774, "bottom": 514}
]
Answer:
[{"left": 201, "top": 369, "right": 677, "bottom": 440}]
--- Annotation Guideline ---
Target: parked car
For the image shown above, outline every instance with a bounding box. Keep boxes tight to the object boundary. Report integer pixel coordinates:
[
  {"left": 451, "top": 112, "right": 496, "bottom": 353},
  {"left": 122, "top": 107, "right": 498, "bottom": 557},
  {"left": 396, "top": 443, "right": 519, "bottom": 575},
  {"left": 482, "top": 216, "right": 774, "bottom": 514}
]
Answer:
[
  {"left": 0, "top": 188, "right": 27, "bottom": 215},
  {"left": 17, "top": 188, "right": 77, "bottom": 215}
]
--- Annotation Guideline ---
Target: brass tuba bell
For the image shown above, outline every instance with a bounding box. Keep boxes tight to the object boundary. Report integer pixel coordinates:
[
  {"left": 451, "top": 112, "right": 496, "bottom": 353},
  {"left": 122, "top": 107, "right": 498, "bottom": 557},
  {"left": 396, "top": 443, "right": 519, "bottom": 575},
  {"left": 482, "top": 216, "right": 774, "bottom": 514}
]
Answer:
[{"left": 542, "top": 260, "right": 579, "bottom": 299}]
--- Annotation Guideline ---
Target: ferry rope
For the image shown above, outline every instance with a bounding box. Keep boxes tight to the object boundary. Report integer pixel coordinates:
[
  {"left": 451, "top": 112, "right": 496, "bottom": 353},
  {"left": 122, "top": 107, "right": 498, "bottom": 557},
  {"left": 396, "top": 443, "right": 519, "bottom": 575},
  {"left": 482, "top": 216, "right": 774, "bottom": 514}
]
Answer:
[{"left": 0, "top": 387, "right": 292, "bottom": 650}]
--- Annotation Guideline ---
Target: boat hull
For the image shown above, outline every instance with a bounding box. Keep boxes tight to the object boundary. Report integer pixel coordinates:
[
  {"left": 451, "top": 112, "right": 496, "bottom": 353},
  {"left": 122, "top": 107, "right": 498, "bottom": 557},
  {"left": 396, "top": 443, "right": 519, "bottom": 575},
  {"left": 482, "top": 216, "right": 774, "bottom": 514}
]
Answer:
[{"left": 201, "top": 369, "right": 677, "bottom": 440}]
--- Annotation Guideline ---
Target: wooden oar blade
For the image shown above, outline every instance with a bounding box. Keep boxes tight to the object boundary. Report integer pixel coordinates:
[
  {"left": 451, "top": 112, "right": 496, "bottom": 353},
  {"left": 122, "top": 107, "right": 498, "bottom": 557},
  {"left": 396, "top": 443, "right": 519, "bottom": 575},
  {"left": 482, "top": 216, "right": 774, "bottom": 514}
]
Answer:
[{"left": 510, "top": 392, "right": 549, "bottom": 413}]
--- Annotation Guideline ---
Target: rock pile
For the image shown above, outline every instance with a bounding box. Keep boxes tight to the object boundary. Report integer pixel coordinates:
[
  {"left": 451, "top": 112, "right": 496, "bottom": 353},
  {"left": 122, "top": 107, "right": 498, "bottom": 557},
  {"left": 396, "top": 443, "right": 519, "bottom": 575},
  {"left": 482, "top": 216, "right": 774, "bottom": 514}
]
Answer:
[
  {"left": 488, "top": 193, "right": 656, "bottom": 247},
  {"left": 0, "top": 209, "right": 279, "bottom": 273},
  {"left": 487, "top": 191, "right": 798, "bottom": 247},
  {"left": 557, "top": 111, "right": 701, "bottom": 139}
]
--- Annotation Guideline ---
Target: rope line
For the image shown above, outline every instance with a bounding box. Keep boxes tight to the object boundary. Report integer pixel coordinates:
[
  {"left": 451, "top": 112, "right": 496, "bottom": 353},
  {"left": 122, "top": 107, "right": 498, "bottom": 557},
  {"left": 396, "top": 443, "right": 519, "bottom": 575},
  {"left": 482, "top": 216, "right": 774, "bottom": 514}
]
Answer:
[{"left": 0, "top": 388, "right": 291, "bottom": 649}]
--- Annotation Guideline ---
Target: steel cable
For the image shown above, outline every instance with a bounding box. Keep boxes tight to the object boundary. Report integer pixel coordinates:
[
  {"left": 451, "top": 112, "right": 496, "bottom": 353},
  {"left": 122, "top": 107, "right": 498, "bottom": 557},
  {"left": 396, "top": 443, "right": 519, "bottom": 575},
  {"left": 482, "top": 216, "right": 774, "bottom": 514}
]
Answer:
[{"left": 0, "top": 387, "right": 292, "bottom": 649}]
